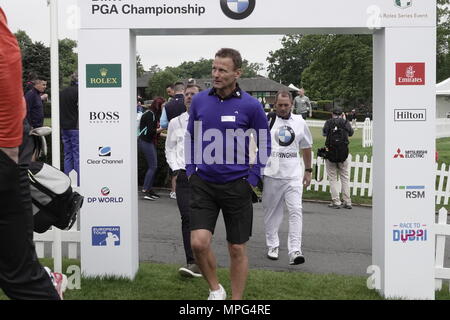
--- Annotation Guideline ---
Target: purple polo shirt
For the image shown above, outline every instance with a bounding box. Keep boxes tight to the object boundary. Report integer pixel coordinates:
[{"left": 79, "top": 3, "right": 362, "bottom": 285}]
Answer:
[{"left": 185, "top": 86, "right": 271, "bottom": 186}]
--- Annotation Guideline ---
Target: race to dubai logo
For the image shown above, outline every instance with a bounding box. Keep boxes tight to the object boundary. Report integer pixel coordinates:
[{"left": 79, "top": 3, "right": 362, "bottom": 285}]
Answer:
[
  {"left": 220, "top": 0, "right": 255, "bottom": 20},
  {"left": 396, "top": 63, "right": 425, "bottom": 85},
  {"left": 394, "top": 0, "right": 412, "bottom": 9}
]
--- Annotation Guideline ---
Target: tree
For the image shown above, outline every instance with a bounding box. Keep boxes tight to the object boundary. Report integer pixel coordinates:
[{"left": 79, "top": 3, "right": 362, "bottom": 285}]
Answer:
[
  {"left": 241, "top": 60, "right": 264, "bottom": 77},
  {"left": 266, "top": 34, "right": 332, "bottom": 86},
  {"left": 437, "top": 0, "right": 450, "bottom": 82},
  {"left": 148, "top": 69, "right": 178, "bottom": 99},
  {"left": 59, "top": 38, "right": 78, "bottom": 87},
  {"left": 165, "top": 57, "right": 264, "bottom": 80},
  {"left": 136, "top": 54, "right": 145, "bottom": 78},
  {"left": 15, "top": 31, "right": 78, "bottom": 92},
  {"left": 301, "top": 35, "right": 373, "bottom": 109}
]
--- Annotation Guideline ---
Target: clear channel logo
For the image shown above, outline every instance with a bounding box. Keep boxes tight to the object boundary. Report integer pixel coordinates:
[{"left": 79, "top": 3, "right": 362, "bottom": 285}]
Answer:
[
  {"left": 86, "top": 146, "right": 124, "bottom": 165},
  {"left": 87, "top": 187, "right": 124, "bottom": 204},
  {"left": 220, "top": 0, "right": 255, "bottom": 20}
]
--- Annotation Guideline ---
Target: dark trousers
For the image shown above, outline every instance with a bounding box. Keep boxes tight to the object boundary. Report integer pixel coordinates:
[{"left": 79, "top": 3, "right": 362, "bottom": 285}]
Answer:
[
  {"left": 139, "top": 139, "right": 157, "bottom": 191},
  {"left": 176, "top": 171, "right": 195, "bottom": 264},
  {"left": 0, "top": 149, "right": 59, "bottom": 300},
  {"left": 62, "top": 129, "right": 80, "bottom": 186}
]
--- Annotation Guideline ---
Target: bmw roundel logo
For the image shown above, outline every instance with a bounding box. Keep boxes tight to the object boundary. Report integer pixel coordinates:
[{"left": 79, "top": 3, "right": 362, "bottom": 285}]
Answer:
[
  {"left": 275, "top": 126, "right": 295, "bottom": 147},
  {"left": 220, "top": 0, "right": 255, "bottom": 20}
]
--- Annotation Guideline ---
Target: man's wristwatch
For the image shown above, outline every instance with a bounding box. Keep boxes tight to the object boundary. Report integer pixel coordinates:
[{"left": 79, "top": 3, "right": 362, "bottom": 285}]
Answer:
[{"left": 305, "top": 168, "right": 313, "bottom": 173}]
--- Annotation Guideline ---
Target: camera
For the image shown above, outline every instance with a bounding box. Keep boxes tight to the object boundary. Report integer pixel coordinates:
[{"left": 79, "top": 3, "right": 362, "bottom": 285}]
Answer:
[{"left": 317, "top": 147, "right": 328, "bottom": 159}]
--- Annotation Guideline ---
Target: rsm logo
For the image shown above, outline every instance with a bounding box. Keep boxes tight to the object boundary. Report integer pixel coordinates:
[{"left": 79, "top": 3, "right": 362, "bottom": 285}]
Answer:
[{"left": 395, "top": 185, "right": 425, "bottom": 199}]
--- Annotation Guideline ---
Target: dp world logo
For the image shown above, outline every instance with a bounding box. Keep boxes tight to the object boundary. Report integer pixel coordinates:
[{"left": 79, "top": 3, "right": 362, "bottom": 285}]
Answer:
[
  {"left": 220, "top": 0, "right": 255, "bottom": 20},
  {"left": 275, "top": 126, "right": 295, "bottom": 147}
]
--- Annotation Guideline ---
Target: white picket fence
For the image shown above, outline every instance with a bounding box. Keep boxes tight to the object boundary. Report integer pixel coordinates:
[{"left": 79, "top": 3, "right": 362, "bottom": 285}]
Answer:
[
  {"left": 34, "top": 156, "right": 450, "bottom": 275},
  {"left": 362, "top": 118, "right": 450, "bottom": 147},
  {"left": 437, "top": 118, "right": 450, "bottom": 139},
  {"left": 308, "top": 152, "right": 450, "bottom": 205},
  {"left": 362, "top": 118, "right": 373, "bottom": 147},
  {"left": 307, "top": 153, "right": 374, "bottom": 197},
  {"left": 33, "top": 170, "right": 80, "bottom": 273},
  {"left": 435, "top": 207, "right": 450, "bottom": 291},
  {"left": 306, "top": 119, "right": 365, "bottom": 129}
]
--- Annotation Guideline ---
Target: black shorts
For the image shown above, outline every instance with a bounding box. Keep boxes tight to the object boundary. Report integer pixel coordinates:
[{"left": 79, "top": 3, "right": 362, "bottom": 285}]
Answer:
[{"left": 189, "top": 174, "right": 253, "bottom": 244}]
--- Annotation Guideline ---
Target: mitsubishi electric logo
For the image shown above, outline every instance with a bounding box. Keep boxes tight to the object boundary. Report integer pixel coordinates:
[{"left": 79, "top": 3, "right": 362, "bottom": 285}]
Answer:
[
  {"left": 220, "top": 0, "right": 255, "bottom": 20},
  {"left": 394, "top": 0, "right": 412, "bottom": 9}
]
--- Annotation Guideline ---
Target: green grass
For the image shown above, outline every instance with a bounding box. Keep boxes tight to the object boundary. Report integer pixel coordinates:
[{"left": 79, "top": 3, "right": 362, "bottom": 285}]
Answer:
[{"left": 1, "top": 259, "right": 448, "bottom": 300}]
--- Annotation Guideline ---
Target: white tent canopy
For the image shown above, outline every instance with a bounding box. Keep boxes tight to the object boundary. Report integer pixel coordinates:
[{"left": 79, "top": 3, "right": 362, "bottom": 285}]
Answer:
[{"left": 437, "top": 78, "right": 450, "bottom": 96}]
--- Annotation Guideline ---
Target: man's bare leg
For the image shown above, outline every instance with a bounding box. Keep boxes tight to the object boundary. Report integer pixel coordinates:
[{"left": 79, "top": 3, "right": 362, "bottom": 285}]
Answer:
[
  {"left": 191, "top": 229, "right": 220, "bottom": 290},
  {"left": 228, "top": 242, "right": 248, "bottom": 300}
]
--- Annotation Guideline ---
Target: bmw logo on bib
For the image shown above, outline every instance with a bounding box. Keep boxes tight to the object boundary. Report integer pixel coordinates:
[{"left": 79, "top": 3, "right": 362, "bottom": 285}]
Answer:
[
  {"left": 275, "top": 126, "right": 295, "bottom": 147},
  {"left": 220, "top": 0, "right": 256, "bottom": 20}
]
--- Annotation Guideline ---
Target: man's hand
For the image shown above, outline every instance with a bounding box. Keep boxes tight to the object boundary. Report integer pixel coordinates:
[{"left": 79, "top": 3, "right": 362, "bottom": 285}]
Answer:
[
  {"left": 0, "top": 147, "right": 19, "bottom": 164},
  {"left": 303, "top": 171, "right": 312, "bottom": 188}
]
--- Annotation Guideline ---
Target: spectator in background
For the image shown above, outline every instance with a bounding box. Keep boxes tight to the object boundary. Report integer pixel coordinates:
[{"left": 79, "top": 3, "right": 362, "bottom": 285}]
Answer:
[
  {"left": 137, "top": 96, "right": 145, "bottom": 114},
  {"left": 0, "top": 6, "right": 61, "bottom": 300},
  {"left": 25, "top": 77, "right": 47, "bottom": 129},
  {"left": 165, "top": 84, "right": 202, "bottom": 278},
  {"left": 139, "top": 97, "right": 165, "bottom": 201},
  {"left": 60, "top": 72, "right": 79, "bottom": 185},
  {"left": 160, "top": 81, "right": 186, "bottom": 200},
  {"left": 293, "top": 88, "right": 311, "bottom": 120},
  {"left": 322, "top": 107, "right": 354, "bottom": 209},
  {"left": 166, "top": 83, "right": 175, "bottom": 102},
  {"left": 24, "top": 71, "right": 37, "bottom": 93},
  {"left": 347, "top": 109, "right": 357, "bottom": 130}
]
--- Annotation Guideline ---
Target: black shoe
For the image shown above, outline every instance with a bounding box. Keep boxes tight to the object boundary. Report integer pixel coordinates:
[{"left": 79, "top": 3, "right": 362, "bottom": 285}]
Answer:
[
  {"left": 148, "top": 190, "right": 160, "bottom": 199},
  {"left": 178, "top": 264, "right": 202, "bottom": 278},
  {"left": 328, "top": 203, "right": 341, "bottom": 209}
]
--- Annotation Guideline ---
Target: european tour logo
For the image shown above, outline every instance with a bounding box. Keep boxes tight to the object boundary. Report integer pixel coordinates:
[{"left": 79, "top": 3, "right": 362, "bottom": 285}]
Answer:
[{"left": 86, "top": 64, "right": 122, "bottom": 88}]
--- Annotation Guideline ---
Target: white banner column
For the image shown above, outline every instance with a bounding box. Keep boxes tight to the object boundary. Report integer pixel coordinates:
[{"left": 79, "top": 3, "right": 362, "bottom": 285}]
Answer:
[
  {"left": 373, "top": 27, "right": 436, "bottom": 299},
  {"left": 78, "top": 29, "right": 138, "bottom": 279}
]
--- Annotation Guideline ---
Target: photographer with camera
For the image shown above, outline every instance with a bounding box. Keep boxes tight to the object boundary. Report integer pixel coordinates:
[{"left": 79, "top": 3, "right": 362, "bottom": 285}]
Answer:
[{"left": 321, "top": 107, "right": 354, "bottom": 209}]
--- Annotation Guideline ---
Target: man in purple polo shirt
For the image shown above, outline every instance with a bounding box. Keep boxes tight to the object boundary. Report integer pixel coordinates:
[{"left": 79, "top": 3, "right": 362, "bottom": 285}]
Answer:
[{"left": 186, "top": 48, "right": 271, "bottom": 300}]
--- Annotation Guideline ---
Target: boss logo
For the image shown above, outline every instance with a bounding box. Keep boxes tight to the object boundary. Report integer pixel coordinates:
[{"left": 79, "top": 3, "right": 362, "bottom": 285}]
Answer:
[{"left": 89, "top": 111, "right": 120, "bottom": 123}]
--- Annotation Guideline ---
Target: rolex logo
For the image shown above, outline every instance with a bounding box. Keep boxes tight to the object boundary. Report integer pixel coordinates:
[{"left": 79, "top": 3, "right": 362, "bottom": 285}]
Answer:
[
  {"left": 100, "top": 68, "right": 108, "bottom": 77},
  {"left": 86, "top": 64, "right": 122, "bottom": 88}
]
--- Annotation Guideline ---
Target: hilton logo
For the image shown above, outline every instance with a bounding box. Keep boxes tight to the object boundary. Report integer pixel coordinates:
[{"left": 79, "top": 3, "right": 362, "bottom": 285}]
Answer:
[
  {"left": 86, "top": 64, "right": 122, "bottom": 88},
  {"left": 394, "top": 109, "right": 426, "bottom": 121}
]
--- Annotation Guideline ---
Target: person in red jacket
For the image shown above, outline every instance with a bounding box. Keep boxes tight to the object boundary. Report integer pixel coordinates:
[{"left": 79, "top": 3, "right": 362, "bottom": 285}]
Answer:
[{"left": 0, "top": 7, "right": 61, "bottom": 300}]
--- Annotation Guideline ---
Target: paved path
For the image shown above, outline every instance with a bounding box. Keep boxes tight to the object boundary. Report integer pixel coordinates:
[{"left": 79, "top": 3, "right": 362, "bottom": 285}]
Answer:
[{"left": 139, "top": 191, "right": 373, "bottom": 277}]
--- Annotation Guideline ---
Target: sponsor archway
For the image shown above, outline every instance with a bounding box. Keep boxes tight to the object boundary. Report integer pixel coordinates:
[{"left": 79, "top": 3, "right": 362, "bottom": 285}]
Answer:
[{"left": 78, "top": 0, "right": 436, "bottom": 299}]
